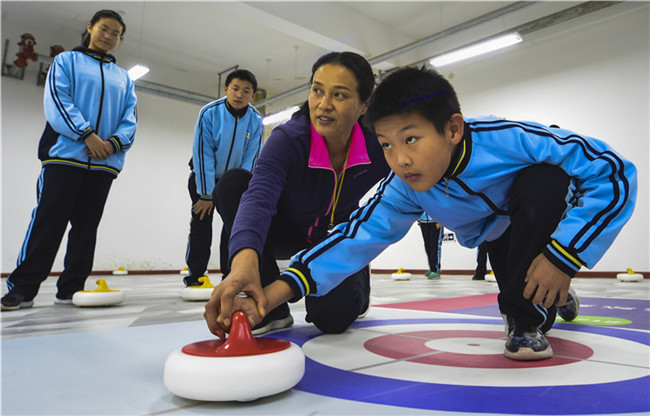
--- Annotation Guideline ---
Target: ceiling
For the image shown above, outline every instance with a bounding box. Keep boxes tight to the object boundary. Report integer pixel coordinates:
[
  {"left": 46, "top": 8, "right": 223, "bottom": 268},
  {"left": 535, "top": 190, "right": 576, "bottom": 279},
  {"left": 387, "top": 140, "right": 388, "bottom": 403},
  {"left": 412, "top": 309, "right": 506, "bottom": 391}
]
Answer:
[{"left": 0, "top": 1, "right": 636, "bottom": 112}]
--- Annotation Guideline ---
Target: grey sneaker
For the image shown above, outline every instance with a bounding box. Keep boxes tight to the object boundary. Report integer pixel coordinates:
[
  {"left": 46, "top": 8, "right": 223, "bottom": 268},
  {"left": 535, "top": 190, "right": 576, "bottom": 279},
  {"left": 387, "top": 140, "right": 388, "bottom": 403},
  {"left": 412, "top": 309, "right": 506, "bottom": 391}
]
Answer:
[
  {"left": 252, "top": 303, "right": 294, "bottom": 335},
  {"left": 557, "top": 287, "right": 580, "bottom": 322},
  {"left": 1, "top": 291, "right": 34, "bottom": 311},
  {"left": 503, "top": 315, "right": 553, "bottom": 360},
  {"left": 54, "top": 296, "right": 73, "bottom": 305}
]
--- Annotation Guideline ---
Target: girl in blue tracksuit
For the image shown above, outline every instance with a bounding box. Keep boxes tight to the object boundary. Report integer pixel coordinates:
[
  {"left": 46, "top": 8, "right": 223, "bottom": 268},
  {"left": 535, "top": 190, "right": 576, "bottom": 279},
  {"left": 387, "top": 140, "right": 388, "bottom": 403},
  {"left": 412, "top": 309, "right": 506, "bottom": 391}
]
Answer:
[
  {"left": 2, "top": 10, "right": 137, "bottom": 311},
  {"left": 206, "top": 67, "right": 636, "bottom": 361}
]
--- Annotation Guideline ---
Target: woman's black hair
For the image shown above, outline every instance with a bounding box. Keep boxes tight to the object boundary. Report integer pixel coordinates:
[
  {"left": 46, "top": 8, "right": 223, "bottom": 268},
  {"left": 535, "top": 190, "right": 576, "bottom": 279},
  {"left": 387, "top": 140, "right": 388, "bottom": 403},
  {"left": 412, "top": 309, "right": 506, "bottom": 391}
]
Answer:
[
  {"left": 292, "top": 51, "right": 375, "bottom": 120},
  {"left": 82, "top": 10, "right": 126, "bottom": 47},
  {"left": 364, "top": 66, "right": 461, "bottom": 135}
]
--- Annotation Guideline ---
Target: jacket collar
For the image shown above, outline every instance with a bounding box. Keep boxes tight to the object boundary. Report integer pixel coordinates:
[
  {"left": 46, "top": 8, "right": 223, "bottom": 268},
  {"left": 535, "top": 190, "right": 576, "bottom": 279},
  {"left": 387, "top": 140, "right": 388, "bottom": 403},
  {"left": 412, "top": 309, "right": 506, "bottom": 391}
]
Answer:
[
  {"left": 308, "top": 122, "right": 371, "bottom": 170},
  {"left": 73, "top": 46, "right": 117, "bottom": 63},
  {"left": 442, "top": 121, "right": 472, "bottom": 181}
]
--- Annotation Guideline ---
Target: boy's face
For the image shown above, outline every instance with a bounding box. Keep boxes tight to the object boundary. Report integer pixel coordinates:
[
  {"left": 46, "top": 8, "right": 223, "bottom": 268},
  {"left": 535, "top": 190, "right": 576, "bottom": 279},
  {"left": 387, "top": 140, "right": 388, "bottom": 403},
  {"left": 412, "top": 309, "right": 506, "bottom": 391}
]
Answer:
[
  {"left": 224, "top": 78, "right": 255, "bottom": 110},
  {"left": 374, "top": 112, "right": 464, "bottom": 192}
]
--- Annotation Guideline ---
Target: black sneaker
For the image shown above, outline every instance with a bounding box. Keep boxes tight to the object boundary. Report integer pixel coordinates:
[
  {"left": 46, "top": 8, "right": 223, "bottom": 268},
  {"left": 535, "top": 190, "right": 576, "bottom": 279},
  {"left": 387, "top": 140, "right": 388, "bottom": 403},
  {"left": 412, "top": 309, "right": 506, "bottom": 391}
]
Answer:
[
  {"left": 183, "top": 276, "right": 202, "bottom": 287},
  {"left": 503, "top": 315, "right": 553, "bottom": 360},
  {"left": 1, "top": 291, "right": 34, "bottom": 311},
  {"left": 472, "top": 274, "right": 485, "bottom": 280},
  {"left": 557, "top": 287, "right": 580, "bottom": 322},
  {"left": 252, "top": 303, "right": 293, "bottom": 335}
]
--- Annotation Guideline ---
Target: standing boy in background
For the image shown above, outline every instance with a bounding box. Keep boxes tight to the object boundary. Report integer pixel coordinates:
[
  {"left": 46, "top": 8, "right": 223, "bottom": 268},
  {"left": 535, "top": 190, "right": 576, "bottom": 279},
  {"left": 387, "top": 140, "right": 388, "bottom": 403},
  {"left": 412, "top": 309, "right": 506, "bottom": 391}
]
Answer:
[
  {"left": 418, "top": 214, "right": 443, "bottom": 279},
  {"left": 184, "top": 70, "right": 263, "bottom": 287},
  {"left": 206, "top": 66, "right": 637, "bottom": 362}
]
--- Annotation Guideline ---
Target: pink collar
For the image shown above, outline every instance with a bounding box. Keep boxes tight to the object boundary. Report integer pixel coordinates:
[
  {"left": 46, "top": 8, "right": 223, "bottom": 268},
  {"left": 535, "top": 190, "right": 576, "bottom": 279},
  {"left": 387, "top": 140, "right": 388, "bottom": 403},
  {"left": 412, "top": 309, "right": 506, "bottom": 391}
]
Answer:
[{"left": 308, "top": 122, "right": 371, "bottom": 170}]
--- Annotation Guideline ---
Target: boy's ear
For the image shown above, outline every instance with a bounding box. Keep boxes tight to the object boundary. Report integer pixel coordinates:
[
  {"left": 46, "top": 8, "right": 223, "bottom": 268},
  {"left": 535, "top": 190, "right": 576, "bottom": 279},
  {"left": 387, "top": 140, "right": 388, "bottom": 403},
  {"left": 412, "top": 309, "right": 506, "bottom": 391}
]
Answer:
[{"left": 448, "top": 113, "right": 464, "bottom": 144}]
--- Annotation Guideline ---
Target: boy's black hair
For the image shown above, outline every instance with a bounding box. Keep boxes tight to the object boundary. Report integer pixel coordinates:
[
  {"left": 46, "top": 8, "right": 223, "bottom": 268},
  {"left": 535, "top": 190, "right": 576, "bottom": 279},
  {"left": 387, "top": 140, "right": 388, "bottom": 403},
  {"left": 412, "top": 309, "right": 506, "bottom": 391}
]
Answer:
[
  {"left": 364, "top": 66, "right": 461, "bottom": 134},
  {"left": 83, "top": 10, "right": 126, "bottom": 47},
  {"left": 292, "top": 51, "right": 375, "bottom": 120},
  {"left": 225, "top": 69, "right": 258, "bottom": 93}
]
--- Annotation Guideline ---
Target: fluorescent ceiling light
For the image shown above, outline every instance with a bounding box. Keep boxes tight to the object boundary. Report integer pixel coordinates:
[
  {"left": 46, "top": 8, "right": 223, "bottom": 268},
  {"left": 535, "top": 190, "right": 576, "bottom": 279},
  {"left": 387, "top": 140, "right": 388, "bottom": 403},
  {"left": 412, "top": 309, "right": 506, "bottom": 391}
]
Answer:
[
  {"left": 429, "top": 32, "right": 522, "bottom": 68},
  {"left": 128, "top": 64, "right": 150, "bottom": 81},
  {"left": 263, "top": 106, "right": 299, "bottom": 126}
]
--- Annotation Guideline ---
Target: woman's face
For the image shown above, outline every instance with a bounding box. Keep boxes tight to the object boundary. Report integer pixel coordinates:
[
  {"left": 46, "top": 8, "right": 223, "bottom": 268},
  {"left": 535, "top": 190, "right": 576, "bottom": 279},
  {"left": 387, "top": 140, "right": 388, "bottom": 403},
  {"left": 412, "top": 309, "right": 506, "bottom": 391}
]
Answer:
[
  {"left": 87, "top": 17, "right": 123, "bottom": 54},
  {"left": 308, "top": 64, "right": 369, "bottom": 143}
]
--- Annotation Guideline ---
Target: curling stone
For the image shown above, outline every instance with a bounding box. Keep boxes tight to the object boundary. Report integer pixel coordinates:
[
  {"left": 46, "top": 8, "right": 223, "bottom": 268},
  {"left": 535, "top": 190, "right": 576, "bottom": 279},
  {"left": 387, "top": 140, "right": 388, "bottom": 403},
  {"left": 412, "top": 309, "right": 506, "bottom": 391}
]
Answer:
[
  {"left": 164, "top": 311, "right": 305, "bottom": 402},
  {"left": 485, "top": 271, "right": 497, "bottom": 282},
  {"left": 72, "top": 279, "right": 125, "bottom": 307},
  {"left": 391, "top": 268, "right": 412, "bottom": 281},
  {"left": 617, "top": 268, "right": 644, "bottom": 282},
  {"left": 181, "top": 276, "right": 214, "bottom": 301},
  {"left": 180, "top": 267, "right": 190, "bottom": 276},
  {"left": 112, "top": 267, "right": 128, "bottom": 276}
]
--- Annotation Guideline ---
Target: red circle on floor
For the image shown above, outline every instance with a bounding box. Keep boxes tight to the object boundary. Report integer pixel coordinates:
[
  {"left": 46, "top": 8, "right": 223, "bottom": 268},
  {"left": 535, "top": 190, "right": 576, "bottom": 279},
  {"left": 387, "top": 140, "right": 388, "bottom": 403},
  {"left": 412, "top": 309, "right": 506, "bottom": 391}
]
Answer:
[{"left": 364, "top": 330, "right": 593, "bottom": 368}]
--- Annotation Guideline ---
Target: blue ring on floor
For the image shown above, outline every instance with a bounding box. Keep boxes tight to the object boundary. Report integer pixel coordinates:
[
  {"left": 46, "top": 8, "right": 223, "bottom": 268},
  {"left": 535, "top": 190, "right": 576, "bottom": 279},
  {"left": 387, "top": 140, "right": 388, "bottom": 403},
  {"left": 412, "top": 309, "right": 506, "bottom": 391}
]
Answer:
[{"left": 272, "top": 318, "right": 650, "bottom": 414}]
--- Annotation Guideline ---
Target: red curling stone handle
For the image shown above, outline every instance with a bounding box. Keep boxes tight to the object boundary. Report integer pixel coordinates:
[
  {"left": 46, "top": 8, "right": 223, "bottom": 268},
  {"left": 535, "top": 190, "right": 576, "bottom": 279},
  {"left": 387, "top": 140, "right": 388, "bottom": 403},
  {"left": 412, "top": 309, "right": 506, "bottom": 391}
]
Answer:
[{"left": 182, "top": 311, "right": 290, "bottom": 357}]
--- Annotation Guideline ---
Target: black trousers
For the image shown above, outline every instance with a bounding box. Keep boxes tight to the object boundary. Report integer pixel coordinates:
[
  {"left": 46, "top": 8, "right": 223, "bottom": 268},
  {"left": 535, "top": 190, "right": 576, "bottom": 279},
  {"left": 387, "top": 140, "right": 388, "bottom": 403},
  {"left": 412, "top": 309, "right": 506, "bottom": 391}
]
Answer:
[
  {"left": 7, "top": 164, "right": 114, "bottom": 300},
  {"left": 419, "top": 222, "right": 442, "bottom": 273},
  {"left": 474, "top": 242, "right": 489, "bottom": 278},
  {"left": 484, "top": 164, "right": 570, "bottom": 333},
  {"left": 215, "top": 168, "right": 370, "bottom": 333},
  {"left": 185, "top": 172, "right": 229, "bottom": 279}
]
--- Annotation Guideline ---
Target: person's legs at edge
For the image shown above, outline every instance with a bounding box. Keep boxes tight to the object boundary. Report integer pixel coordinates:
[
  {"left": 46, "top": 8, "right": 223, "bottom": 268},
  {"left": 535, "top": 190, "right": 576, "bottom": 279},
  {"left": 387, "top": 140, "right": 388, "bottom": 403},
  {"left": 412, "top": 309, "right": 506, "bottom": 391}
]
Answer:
[{"left": 487, "top": 164, "right": 570, "bottom": 359}]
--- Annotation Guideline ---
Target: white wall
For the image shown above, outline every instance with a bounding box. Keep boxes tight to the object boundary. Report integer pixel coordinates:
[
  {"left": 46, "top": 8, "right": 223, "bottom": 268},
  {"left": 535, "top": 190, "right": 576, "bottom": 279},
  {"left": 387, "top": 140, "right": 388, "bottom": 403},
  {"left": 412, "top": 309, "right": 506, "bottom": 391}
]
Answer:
[
  {"left": 2, "top": 4, "right": 648, "bottom": 274},
  {"left": 371, "top": 5, "right": 649, "bottom": 272}
]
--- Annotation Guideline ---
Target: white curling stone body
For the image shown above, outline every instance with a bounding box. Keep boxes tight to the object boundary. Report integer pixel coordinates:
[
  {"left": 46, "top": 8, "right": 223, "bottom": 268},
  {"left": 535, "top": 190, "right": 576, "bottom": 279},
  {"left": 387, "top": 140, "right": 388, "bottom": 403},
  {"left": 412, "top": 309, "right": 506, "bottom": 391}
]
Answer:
[
  {"left": 164, "top": 343, "right": 304, "bottom": 401},
  {"left": 485, "top": 274, "right": 497, "bottom": 282},
  {"left": 72, "top": 290, "right": 124, "bottom": 306},
  {"left": 163, "top": 342, "right": 305, "bottom": 401},
  {"left": 617, "top": 272, "right": 643, "bottom": 282},
  {"left": 181, "top": 287, "right": 213, "bottom": 301},
  {"left": 112, "top": 270, "right": 128, "bottom": 276},
  {"left": 391, "top": 272, "right": 411, "bottom": 281}
]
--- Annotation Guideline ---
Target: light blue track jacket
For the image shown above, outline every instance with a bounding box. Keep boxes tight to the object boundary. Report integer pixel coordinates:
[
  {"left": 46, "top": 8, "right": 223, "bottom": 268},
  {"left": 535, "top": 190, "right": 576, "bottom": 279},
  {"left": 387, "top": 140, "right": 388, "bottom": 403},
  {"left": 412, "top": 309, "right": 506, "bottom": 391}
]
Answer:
[
  {"left": 192, "top": 97, "right": 263, "bottom": 199},
  {"left": 279, "top": 116, "right": 637, "bottom": 301},
  {"left": 40, "top": 46, "right": 137, "bottom": 175}
]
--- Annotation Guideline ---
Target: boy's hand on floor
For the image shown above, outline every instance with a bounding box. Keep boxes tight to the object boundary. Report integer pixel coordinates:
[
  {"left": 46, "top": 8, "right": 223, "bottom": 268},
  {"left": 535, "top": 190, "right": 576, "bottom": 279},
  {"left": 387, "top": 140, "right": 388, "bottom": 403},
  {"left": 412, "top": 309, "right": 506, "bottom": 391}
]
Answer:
[{"left": 523, "top": 253, "right": 571, "bottom": 308}]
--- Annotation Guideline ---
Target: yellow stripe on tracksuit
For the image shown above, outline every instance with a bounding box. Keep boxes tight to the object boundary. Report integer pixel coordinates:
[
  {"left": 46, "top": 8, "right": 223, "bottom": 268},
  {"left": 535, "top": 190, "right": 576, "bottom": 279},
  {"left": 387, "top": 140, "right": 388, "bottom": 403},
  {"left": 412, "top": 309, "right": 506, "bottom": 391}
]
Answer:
[{"left": 286, "top": 267, "right": 311, "bottom": 296}]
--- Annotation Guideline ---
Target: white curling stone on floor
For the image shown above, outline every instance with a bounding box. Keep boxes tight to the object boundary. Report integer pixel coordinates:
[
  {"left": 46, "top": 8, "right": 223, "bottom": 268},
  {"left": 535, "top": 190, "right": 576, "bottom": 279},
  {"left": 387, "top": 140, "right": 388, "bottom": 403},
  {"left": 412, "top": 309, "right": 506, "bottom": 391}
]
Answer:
[
  {"left": 485, "top": 273, "right": 497, "bottom": 282},
  {"left": 164, "top": 342, "right": 304, "bottom": 401},
  {"left": 163, "top": 311, "right": 305, "bottom": 402},
  {"left": 391, "top": 269, "right": 412, "bottom": 281},
  {"left": 181, "top": 287, "right": 213, "bottom": 301},
  {"left": 617, "top": 268, "right": 643, "bottom": 282},
  {"left": 181, "top": 276, "right": 214, "bottom": 301},
  {"left": 72, "top": 279, "right": 125, "bottom": 307},
  {"left": 112, "top": 267, "right": 128, "bottom": 276}
]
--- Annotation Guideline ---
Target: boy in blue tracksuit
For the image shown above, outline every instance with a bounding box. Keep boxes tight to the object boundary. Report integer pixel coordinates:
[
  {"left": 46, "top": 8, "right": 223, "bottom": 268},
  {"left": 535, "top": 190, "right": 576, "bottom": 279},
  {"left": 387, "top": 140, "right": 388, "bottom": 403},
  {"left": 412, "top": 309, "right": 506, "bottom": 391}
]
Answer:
[
  {"left": 183, "top": 69, "right": 263, "bottom": 287},
  {"left": 206, "top": 66, "right": 637, "bottom": 361},
  {"left": 2, "top": 10, "right": 137, "bottom": 310}
]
